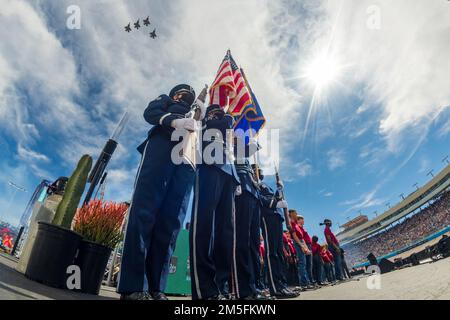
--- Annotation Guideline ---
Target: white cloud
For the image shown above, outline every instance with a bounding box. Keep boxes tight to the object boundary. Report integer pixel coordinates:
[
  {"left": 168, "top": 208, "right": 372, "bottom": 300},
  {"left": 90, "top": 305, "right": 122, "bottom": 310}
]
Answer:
[
  {"left": 294, "top": 160, "right": 313, "bottom": 177},
  {"left": 437, "top": 113, "right": 450, "bottom": 138},
  {"left": 107, "top": 169, "right": 130, "bottom": 185},
  {"left": 0, "top": 0, "right": 308, "bottom": 206},
  {"left": 319, "top": 189, "right": 333, "bottom": 197},
  {"left": 327, "top": 149, "right": 346, "bottom": 170},
  {"left": 340, "top": 190, "right": 386, "bottom": 213},
  {"left": 311, "top": 0, "right": 450, "bottom": 150},
  {"left": 418, "top": 157, "right": 431, "bottom": 174},
  {"left": 17, "top": 145, "right": 50, "bottom": 163}
]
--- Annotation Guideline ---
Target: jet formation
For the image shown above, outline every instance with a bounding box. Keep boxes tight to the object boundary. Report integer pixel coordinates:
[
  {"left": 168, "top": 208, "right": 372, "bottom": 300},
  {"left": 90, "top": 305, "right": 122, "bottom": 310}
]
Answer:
[{"left": 124, "top": 16, "right": 157, "bottom": 39}]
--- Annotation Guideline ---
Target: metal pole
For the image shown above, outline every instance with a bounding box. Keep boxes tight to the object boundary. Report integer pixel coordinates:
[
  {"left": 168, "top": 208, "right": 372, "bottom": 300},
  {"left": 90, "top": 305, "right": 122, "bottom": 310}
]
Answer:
[
  {"left": 10, "top": 226, "right": 24, "bottom": 257},
  {"left": 106, "top": 209, "right": 129, "bottom": 287},
  {"left": 106, "top": 244, "right": 119, "bottom": 287}
]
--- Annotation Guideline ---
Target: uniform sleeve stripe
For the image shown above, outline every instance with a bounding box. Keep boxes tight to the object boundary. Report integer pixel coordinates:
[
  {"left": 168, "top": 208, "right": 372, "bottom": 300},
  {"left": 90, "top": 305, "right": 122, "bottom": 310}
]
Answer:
[{"left": 159, "top": 113, "right": 172, "bottom": 125}]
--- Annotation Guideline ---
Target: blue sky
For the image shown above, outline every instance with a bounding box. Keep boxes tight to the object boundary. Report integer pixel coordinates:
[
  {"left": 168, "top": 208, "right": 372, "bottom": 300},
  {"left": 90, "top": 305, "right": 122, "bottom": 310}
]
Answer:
[{"left": 0, "top": 0, "right": 449, "bottom": 242}]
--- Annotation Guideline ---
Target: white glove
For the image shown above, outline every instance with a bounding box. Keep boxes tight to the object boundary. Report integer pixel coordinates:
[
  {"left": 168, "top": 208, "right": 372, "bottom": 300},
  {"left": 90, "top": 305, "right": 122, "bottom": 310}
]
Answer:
[
  {"left": 236, "top": 185, "right": 242, "bottom": 196},
  {"left": 249, "top": 137, "right": 258, "bottom": 146},
  {"left": 276, "top": 200, "right": 288, "bottom": 209},
  {"left": 171, "top": 118, "right": 196, "bottom": 132}
]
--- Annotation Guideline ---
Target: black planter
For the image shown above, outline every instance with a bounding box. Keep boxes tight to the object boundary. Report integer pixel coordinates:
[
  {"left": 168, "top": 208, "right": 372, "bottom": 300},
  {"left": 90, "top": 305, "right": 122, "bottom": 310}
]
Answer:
[
  {"left": 74, "top": 240, "right": 112, "bottom": 295},
  {"left": 25, "top": 222, "right": 82, "bottom": 288}
]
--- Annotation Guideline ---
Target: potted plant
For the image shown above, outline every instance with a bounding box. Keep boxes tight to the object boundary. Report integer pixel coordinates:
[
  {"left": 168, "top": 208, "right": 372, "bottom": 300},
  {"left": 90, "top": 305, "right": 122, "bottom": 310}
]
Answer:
[
  {"left": 25, "top": 155, "right": 93, "bottom": 288},
  {"left": 73, "top": 200, "right": 128, "bottom": 295}
]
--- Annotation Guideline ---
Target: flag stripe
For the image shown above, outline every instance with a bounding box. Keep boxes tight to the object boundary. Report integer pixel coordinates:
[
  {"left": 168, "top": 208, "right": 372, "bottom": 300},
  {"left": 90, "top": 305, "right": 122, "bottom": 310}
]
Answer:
[{"left": 209, "top": 50, "right": 251, "bottom": 115}]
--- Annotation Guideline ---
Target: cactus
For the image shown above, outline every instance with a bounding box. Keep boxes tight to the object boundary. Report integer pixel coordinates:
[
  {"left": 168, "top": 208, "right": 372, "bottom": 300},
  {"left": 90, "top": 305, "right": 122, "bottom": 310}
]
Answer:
[{"left": 52, "top": 155, "right": 93, "bottom": 228}]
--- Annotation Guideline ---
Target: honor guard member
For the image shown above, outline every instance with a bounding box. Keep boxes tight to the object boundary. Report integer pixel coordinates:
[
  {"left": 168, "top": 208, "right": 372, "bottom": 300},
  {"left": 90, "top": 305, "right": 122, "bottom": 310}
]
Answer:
[
  {"left": 118, "top": 84, "right": 204, "bottom": 300},
  {"left": 256, "top": 167, "right": 299, "bottom": 299},
  {"left": 232, "top": 139, "right": 267, "bottom": 300},
  {"left": 189, "top": 104, "right": 240, "bottom": 300}
]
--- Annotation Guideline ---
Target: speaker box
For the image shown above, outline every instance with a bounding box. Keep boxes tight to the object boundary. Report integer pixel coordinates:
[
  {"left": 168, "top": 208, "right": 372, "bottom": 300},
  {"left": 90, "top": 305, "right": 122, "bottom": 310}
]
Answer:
[
  {"left": 367, "top": 253, "right": 378, "bottom": 266},
  {"left": 410, "top": 253, "right": 420, "bottom": 266},
  {"left": 378, "top": 258, "right": 395, "bottom": 274},
  {"left": 350, "top": 269, "right": 365, "bottom": 277},
  {"left": 438, "top": 237, "right": 450, "bottom": 257},
  {"left": 394, "top": 258, "right": 403, "bottom": 268}
]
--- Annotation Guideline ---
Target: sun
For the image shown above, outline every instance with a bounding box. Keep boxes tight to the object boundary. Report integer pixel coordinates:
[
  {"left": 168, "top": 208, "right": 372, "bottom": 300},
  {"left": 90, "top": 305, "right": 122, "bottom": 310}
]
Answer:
[{"left": 304, "top": 54, "right": 341, "bottom": 91}]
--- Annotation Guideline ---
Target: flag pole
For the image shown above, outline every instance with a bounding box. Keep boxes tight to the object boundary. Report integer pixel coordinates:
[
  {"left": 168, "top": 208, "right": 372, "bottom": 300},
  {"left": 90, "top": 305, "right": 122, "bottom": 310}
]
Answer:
[{"left": 240, "top": 67, "right": 260, "bottom": 182}]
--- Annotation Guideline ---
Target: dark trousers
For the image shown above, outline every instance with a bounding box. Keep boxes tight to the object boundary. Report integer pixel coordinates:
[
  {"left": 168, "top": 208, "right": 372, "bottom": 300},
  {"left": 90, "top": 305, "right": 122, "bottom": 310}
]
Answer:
[
  {"left": 312, "top": 254, "right": 323, "bottom": 283},
  {"left": 261, "top": 213, "right": 285, "bottom": 294},
  {"left": 189, "top": 165, "right": 236, "bottom": 300},
  {"left": 329, "top": 247, "right": 343, "bottom": 280},
  {"left": 305, "top": 244, "right": 314, "bottom": 283},
  {"left": 118, "top": 136, "right": 195, "bottom": 294},
  {"left": 324, "top": 262, "right": 336, "bottom": 282},
  {"left": 294, "top": 243, "right": 310, "bottom": 286},
  {"left": 250, "top": 208, "right": 263, "bottom": 292},
  {"left": 342, "top": 258, "right": 351, "bottom": 278},
  {"left": 233, "top": 192, "right": 260, "bottom": 298}
]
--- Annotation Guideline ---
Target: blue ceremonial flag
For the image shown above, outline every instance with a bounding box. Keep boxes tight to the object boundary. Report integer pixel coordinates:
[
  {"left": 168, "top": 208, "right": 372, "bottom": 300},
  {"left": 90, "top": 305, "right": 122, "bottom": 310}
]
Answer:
[{"left": 233, "top": 69, "right": 266, "bottom": 144}]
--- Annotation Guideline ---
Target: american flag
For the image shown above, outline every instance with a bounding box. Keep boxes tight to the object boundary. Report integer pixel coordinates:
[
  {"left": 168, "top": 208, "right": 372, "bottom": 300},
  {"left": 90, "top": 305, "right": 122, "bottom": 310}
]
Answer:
[{"left": 209, "top": 50, "right": 252, "bottom": 115}]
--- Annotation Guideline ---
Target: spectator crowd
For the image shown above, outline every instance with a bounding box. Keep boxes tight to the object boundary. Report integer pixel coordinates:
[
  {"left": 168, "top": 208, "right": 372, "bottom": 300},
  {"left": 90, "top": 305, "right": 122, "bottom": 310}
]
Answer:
[{"left": 343, "top": 191, "right": 450, "bottom": 267}]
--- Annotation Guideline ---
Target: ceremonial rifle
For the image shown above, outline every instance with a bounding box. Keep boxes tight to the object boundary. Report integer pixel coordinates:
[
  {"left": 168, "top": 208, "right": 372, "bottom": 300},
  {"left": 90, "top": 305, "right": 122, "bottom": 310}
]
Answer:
[
  {"left": 84, "top": 112, "right": 129, "bottom": 205},
  {"left": 180, "top": 85, "right": 208, "bottom": 168},
  {"left": 274, "top": 165, "right": 292, "bottom": 231}
]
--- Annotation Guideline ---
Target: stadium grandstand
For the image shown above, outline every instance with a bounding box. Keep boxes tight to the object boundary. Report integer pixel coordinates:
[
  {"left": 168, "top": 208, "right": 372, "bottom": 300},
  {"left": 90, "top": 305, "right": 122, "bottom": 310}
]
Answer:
[{"left": 339, "top": 163, "right": 450, "bottom": 268}]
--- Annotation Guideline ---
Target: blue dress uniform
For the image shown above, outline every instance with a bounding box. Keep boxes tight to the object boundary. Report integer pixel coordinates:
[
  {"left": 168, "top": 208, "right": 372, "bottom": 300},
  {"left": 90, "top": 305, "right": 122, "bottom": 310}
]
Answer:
[
  {"left": 233, "top": 157, "right": 262, "bottom": 299},
  {"left": 189, "top": 105, "right": 240, "bottom": 300},
  {"left": 258, "top": 181, "right": 288, "bottom": 295},
  {"left": 118, "top": 90, "right": 195, "bottom": 297}
]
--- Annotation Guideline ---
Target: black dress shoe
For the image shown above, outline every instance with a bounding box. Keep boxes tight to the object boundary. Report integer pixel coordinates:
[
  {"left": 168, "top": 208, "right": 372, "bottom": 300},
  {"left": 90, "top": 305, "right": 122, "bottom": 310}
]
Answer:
[
  {"left": 275, "top": 288, "right": 299, "bottom": 299},
  {"left": 120, "top": 292, "right": 151, "bottom": 300},
  {"left": 223, "top": 293, "right": 235, "bottom": 300},
  {"left": 239, "top": 293, "right": 269, "bottom": 301},
  {"left": 206, "top": 294, "right": 228, "bottom": 300},
  {"left": 150, "top": 292, "right": 169, "bottom": 300},
  {"left": 241, "top": 293, "right": 271, "bottom": 300}
]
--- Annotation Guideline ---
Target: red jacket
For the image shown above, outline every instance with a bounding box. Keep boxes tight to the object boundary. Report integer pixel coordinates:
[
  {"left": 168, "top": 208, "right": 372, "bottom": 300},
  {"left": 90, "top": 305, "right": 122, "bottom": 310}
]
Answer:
[{"left": 321, "top": 249, "right": 334, "bottom": 263}]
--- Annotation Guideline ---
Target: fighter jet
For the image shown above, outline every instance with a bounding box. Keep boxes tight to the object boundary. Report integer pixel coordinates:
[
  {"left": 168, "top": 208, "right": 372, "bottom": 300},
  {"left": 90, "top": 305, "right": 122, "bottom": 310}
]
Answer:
[
  {"left": 143, "top": 16, "right": 150, "bottom": 26},
  {"left": 134, "top": 19, "right": 140, "bottom": 29},
  {"left": 149, "top": 28, "right": 157, "bottom": 39},
  {"left": 124, "top": 23, "right": 131, "bottom": 32}
]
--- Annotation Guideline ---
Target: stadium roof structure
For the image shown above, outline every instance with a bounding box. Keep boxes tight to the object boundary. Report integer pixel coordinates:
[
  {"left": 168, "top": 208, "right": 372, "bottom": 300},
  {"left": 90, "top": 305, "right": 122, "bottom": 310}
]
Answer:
[
  {"left": 337, "top": 163, "right": 450, "bottom": 246},
  {"left": 340, "top": 215, "right": 369, "bottom": 232}
]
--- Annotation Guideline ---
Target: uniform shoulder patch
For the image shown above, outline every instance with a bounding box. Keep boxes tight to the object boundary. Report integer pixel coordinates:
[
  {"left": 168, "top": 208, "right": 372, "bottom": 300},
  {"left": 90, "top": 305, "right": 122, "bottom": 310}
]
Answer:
[{"left": 155, "top": 94, "right": 170, "bottom": 102}]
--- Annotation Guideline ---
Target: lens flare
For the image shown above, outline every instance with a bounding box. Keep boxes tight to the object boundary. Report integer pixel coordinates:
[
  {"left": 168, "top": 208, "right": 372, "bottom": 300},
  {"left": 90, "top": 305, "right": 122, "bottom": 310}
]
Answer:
[{"left": 304, "top": 54, "right": 340, "bottom": 91}]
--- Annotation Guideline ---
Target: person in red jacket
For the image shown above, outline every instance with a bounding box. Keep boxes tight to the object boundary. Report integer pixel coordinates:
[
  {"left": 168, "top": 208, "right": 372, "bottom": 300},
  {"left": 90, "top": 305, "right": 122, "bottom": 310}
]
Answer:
[
  {"left": 297, "top": 215, "right": 314, "bottom": 285},
  {"left": 321, "top": 219, "right": 343, "bottom": 281},
  {"left": 311, "top": 236, "right": 324, "bottom": 285},
  {"left": 282, "top": 231, "right": 298, "bottom": 286},
  {"left": 289, "top": 210, "right": 313, "bottom": 290},
  {"left": 321, "top": 244, "right": 336, "bottom": 283}
]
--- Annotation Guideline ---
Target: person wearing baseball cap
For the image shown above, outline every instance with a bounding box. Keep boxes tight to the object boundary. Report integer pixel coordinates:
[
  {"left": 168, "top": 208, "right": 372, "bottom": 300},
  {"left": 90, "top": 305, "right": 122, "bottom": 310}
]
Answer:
[{"left": 321, "top": 219, "right": 343, "bottom": 281}]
